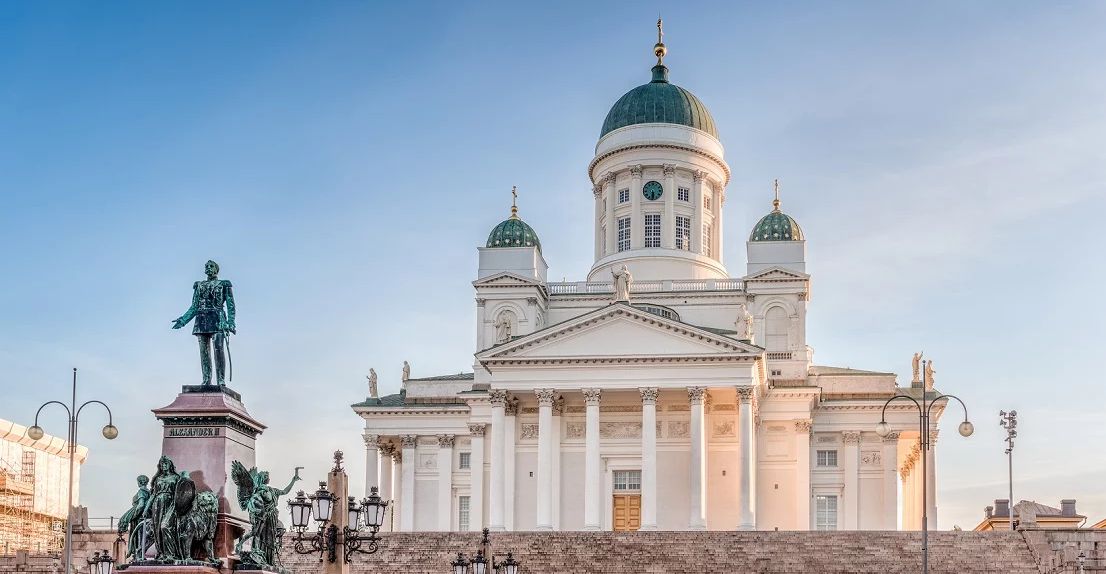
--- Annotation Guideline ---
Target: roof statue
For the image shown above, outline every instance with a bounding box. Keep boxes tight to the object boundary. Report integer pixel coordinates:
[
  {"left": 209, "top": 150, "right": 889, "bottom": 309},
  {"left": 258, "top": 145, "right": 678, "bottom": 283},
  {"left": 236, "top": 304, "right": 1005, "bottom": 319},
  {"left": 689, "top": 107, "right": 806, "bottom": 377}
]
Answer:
[
  {"left": 612, "top": 265, "right": 632, "bottom": 301},
  {"left": 367, "top": 368, "right": 378, "bottom": 398},
  {"left": 912, "top": 352, "right": 923, "bottom": 383},
  {"left": 736, "top": 304, "right": 754, "bottom": 342},
  {"left": 402, "top": 360, "right": 411, "bottom": 381},
  {"left": 171, "top": 260, "right": 236, "bottom": 386},
  {"left": 924, "top": 360, "right": 936, "bottom": 390},
  {"left": 231, "top": 460, "right": 302, "bottom": 570}
]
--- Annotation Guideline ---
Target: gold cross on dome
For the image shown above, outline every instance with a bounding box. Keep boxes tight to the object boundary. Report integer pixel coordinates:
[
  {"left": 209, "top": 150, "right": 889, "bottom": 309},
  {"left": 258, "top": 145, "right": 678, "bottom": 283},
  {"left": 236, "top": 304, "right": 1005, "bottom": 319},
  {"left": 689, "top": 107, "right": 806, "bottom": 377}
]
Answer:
[{"left": 510, "top": 185, "right": 518, "bottom": 218}]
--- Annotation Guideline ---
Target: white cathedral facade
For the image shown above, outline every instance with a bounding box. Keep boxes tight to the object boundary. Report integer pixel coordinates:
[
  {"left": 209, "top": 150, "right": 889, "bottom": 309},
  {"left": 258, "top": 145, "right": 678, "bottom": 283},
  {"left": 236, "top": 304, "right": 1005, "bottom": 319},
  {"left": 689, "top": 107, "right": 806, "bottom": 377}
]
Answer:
[{"left": 353, "top": 29, "right": 949, "bottom": 533}]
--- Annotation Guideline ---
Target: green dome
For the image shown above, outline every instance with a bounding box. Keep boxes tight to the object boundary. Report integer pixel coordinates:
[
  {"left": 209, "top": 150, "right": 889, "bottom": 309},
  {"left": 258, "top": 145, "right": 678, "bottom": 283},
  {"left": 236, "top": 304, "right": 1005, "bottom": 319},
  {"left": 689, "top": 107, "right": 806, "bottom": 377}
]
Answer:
[
  {"left": 486, "top": 215, "right": 541, "bottom": 251},
  {"left": 750, "top": 203, "right": 804, "bottom": 242},
  {"left": 600, "top": 65, "right": 718, "bottom": 138}
]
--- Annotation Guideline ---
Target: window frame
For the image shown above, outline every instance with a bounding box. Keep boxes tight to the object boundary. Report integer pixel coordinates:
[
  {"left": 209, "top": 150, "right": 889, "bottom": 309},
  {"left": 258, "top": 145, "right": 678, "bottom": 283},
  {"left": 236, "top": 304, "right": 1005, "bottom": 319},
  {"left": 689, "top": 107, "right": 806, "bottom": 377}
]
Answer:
[
  {"left": 612, "top": 469, "right": 642, "bottom": 491},
  {"left": 675, "top": 215, "right": 691, "bottom": 250},
  {"left": 618, "top": 188, "right": 630, "bottom": 204},
  {"left": 815, "top": 494, "right": 838, "bottom": 531},
  {"left": 617, "top": 217, "right": 631, "bottom": 252},
  {"left": 458, "top": 451, "right": 471, "bottom": 470},
  {"left": 702, "top": 224, "right": 712, "bottom": 257},
  {"left": 644, "top": 213, "right": 661, "bottom": 248},
  {"left": 816, "top": 449, "right": 838, "bottom": 467},
  {"left": 458, "top": 495, "right": 471, "bottom": 531},
  {"left": 678, "top": 187, "right": 690, "bottom": 202}
]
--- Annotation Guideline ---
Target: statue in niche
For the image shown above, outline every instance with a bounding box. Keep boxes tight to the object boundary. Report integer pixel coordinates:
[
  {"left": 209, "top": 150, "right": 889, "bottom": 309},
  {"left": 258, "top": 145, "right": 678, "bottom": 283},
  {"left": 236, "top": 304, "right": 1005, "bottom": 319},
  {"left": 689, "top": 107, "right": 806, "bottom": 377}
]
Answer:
[
  {"left": 402, "top": 360, "right": 410, "bottom": 381},
  {"left": 138, "top": 455, "right": 218, "bottom": 564},
  {"left": 171, "top": 260, "right": 236, "bottom": 386},
  {"left": 494, "top": 313, "right": 513, "bottom": 343},
  {"left": 119, "top": 475, "right": 151, "bottom": 561},
  {"left": 612, "top": 265, "right": 632, "bottom": 301},
  {"left": 912, "top": 352, "right": 922, "bottom": 383},
  {"left": 735, "top": 303, "right": 754, "bottom": 341},
  {"left": 231, "top": 461, "right": 302, "bottom": 570},
  {"left": 367, "top": 368, "right": 378, "bottom": 399},
  {"left": 924, "top": 360, "right": 936, "bottom": 390}
]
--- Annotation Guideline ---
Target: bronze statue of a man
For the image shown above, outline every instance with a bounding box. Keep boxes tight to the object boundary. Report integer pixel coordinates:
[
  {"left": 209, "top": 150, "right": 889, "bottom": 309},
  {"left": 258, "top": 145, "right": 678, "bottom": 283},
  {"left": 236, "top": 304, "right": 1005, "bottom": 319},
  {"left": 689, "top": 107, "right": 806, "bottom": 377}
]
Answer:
[{"left": 172, "top": 260, "right": 236, "bottom": 386}]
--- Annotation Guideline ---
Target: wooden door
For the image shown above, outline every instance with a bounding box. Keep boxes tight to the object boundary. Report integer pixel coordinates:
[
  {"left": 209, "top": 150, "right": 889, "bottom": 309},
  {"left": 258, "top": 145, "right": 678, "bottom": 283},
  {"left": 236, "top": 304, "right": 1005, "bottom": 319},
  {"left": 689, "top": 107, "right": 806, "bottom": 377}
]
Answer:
[{"left": 612, "top": 494, "right": 641, "bottom": 531}]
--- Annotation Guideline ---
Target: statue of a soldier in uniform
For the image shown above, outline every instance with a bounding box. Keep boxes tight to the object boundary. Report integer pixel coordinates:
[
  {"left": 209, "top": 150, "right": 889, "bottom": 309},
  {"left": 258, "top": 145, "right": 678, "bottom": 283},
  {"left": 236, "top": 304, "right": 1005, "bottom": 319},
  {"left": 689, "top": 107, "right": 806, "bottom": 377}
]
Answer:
[{"left": 172, "top": 260, "right": 236, "bottom": 386}]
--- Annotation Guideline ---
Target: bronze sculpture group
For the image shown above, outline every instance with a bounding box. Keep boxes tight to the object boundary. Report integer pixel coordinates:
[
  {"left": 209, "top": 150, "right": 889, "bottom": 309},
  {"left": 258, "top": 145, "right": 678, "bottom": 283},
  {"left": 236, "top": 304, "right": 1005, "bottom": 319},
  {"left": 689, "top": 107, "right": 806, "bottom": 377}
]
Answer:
[
  {"left": 231, "top": 460, "right": 301, "bottom": 571},
  {"left": 119, "top": 455, "right": 219, "bottom": 565}
]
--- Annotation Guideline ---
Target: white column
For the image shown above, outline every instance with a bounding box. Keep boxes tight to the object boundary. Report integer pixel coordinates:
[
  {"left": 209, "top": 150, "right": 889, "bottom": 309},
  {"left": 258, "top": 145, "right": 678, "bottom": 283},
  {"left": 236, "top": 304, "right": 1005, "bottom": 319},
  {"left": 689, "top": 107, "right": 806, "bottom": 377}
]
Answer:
[
  {"left": 437, "top": 434, "right": 455, "bottom": 530},
  {"left": 468, "top": 424, "right": 486, "bottom": 531},
  {"left": 400, "top": 434, "right": 417, "bottom": 531},
  {"left": 926, "top": 431, "right": 938, "bottom": 529},
  {"left": 795, "top": 420, "right": 812, "bottom": 530},
  {"left": 583, "top": 388, "right": 602, "bottom": 530},
  {"left": 504, "top": 401, "right": 517, "bottom": 530},
  {"left": 380, "top": 446, "right": 395, "bottom": 531},
  {"left": 691, "top": 171, "right": 704, "bottom": 253},
  {"left": 688, "top": 387, "right": 707, "bottom": 530},
  {"left": 552, "top": 395, "right": 563, "bottom": 529},
  {"left": 630, "top": 165, "right": 643, "bottom": 248},
  {"left": 715, "top": 184, "right": 725, "bottom": 263},
  {"left": 604, "top": 173, "right": 616, "bottom": 254},
  {"left": 882, "top": 432, "right": 900, "bottom": 530},
  {"left": 535, "top": 389, "right": 555, "bottom": 530},
  {"left": 662, "top": 164, "right": 676, "bottom": 248},
  {"left": 364, "top": 432, "right": 380, "bottom": 497},
  {"left": 843, "top": 431, "right": 861, "bottom": 530},
  {"left": 639, "top": 387, "right": 659, "bottom": 530},
  {"left": 737, "top": 387, "right": 756, "bottom": 530},
  {"left": 488, "top": 390, "right": 507, "bottom": 531}
]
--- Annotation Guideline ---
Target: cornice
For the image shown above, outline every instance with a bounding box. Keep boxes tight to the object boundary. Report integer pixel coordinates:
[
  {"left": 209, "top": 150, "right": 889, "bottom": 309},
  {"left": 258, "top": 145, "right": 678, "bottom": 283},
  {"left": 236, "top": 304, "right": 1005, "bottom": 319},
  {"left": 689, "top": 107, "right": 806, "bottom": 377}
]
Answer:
[{"left": 589, "top": 143, "right": 731, "bottom": 186}]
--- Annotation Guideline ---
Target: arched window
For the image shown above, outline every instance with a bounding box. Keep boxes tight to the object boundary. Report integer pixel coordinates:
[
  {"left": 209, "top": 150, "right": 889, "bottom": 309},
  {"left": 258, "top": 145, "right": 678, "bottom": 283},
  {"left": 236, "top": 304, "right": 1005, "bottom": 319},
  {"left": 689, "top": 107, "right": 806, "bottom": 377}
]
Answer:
[{"left": 765, "top": 306, "right": 789, "bottom": 352}]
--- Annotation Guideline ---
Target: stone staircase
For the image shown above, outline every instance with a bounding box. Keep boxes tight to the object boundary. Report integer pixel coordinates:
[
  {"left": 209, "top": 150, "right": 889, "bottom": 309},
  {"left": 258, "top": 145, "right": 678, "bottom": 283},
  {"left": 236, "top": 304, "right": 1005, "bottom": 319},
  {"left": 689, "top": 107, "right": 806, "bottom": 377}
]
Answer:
[{"left": 280, "top": 531, "right": 1041, "bottom": 573}]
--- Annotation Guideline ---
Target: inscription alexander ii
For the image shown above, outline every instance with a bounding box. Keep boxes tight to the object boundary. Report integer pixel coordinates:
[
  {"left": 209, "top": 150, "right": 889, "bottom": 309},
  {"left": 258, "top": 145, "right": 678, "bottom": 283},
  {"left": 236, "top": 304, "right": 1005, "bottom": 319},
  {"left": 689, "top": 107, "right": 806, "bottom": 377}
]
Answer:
[{"left": 166, "top": 427, "right": 221, "bottom": 438}]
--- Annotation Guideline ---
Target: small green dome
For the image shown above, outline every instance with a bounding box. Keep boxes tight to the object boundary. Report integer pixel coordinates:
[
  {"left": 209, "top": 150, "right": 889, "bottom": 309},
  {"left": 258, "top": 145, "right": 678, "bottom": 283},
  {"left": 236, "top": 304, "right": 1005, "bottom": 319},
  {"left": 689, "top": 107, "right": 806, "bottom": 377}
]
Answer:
[
  {"left": 600, "top": 65, "right": 718, "bottom": 139},
  {"left": 750, "top": 201, "right": 804, "bottom": 242},
  {"left": 487, "top": 216, "right": 541, "bottom": 251}
]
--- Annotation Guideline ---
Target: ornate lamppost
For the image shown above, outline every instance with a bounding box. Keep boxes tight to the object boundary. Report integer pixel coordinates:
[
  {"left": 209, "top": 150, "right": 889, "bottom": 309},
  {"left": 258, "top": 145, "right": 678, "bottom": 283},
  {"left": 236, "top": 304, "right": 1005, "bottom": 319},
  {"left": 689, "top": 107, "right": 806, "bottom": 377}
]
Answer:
[
  {"left": 450, "top": 528, "right": 521, "bottom": 574},
  {"left": 287, "top": 481, "right": 388, "bottom": 563},
  {"left": 87, "top": 549, "right": 115, "bottom": 574},
  {"left": 28, "top": 368, "right": 118, "bottom": 574},
  {"left": 875, "top": 358, "right": 973, "bottom": 574},
  {"left": 999, "top": 410, "right": 1018, "bottom": 530}
]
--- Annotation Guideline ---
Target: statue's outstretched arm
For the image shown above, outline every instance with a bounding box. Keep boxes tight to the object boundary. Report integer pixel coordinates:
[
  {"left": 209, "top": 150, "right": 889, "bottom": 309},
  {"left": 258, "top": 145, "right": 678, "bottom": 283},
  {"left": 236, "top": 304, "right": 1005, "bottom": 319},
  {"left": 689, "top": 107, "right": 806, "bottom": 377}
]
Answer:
[
  {"left": 172, "top": 283, "right": 200, "bottom": 328},
  {"left": 278, "top": 470, "right": 302, "bottom": 496}
]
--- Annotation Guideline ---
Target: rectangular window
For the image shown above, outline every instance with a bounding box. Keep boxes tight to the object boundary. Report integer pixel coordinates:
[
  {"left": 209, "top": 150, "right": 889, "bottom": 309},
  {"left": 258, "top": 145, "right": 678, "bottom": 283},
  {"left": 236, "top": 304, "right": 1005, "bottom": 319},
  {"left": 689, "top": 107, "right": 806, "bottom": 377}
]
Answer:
[
  {"left": 618, "top": 188, "right": 630, "bottom": 204},
  {"left": 617, "top": 217, "right": 631, "bottom": 252},
  {"left": 612, "top": 470, "right": 642, "bottom": 491},
  {"left": 675, "top": 216, "right": 691, "bottom": 250},
  {"left": 702, "top": 224, "right": 712, "bottom": 257},
  {"left": 458, "top": 495, "right": 471, "bottom": 531},
  {"left": 644, "top": 213, "right": 661, "bottom": 248},
  {"left": 815, "top": 495, "right": 838, "bottom": 531},
  {"left": 703, "top": 194, "right": 712, "bottom": 210},
  {"left": 678, "top": 187, "right": 690, "bottom": 202},
  {"left": 458, "top": 452, "right": 471, "bottom": 470},
  {"left": 816, "top": 450, "right": 838, "bottom": 467}
]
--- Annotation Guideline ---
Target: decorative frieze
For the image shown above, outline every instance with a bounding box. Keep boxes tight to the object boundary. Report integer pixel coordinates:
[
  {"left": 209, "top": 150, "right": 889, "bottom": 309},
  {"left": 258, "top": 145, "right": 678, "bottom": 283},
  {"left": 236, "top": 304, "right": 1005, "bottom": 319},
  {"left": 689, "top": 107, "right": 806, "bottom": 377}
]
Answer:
[
  {"left": 842, "top": 431, "right": 862, "bottom": 444},
  {"left": 861, "top": 451, "right": 882, "bottom": 466},
  {"left": 601, "top": 421, "right": 642, "bottom": 439},
  {"left": 712, "top": 420, "right": 736, "bottom": 438},
  {"left": 794, "top": 420, "right": 813, "bottom": 434},
  {"left": 468, "top": 423, "right": 486, "bottom": 437},
  {"left": 520, "top": 424, "right": 539, "bottom": 440},
  {"left": 881, "top": 431, "right": 901, "bottom": 443},
  {"left": 566, "top": 422, "right": 585, "bottom": 439},
  {"left": 669, "top": 421, "right": 690, "bottom": 438}
]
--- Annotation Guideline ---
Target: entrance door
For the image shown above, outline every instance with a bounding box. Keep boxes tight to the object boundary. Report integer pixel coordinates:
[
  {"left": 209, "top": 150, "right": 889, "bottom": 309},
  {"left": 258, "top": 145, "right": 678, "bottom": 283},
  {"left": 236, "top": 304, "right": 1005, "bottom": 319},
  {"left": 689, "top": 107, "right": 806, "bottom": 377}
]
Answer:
[
  {"left": 612, "top": 494, "right": 641, "bottom": 531},
  {"left": 612, "top": 469, "right": 642, "bottom": 531}
]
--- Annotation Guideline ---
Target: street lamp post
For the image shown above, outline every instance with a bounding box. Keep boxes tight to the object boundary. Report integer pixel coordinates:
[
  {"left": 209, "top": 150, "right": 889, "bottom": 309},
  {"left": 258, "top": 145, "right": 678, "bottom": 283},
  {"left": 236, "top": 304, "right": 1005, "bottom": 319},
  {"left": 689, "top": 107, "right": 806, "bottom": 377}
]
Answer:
[
  {"left": 999, "top": 410, "right": 1018, "bottom": 531},
  {"left": 875, "top": 359, "right": 973, "bottom": 574},
  {"left": 86, "top": 549, "right": 115, "bottom": 574},
  {"left": 287, "top": 482, "right": 388, "bottom": 563},
  {"left": 450, "top": 528, "right": 521, "bottom": 574},
  {"left": 27, "top": 368, "right": 118, "bottom": 574}
]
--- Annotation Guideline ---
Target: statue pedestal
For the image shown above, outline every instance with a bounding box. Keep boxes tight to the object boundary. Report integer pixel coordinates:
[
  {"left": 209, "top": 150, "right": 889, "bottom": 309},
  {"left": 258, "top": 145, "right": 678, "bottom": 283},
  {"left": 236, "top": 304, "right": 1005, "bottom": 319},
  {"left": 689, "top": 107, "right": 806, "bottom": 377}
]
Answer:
[
  {"left": 121, "top": 566, "right": 221, "bottom": 574},
  {"left": 153, "top": 386, "right": 267, "bottom": 560}
]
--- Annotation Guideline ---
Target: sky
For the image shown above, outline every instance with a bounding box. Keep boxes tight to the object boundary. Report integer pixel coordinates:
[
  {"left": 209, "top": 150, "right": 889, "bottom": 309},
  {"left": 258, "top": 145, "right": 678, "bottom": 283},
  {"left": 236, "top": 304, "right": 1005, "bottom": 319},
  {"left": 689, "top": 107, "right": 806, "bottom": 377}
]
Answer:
[{"left": 1, "top": 1, "right": 1105, "bottom": 531}]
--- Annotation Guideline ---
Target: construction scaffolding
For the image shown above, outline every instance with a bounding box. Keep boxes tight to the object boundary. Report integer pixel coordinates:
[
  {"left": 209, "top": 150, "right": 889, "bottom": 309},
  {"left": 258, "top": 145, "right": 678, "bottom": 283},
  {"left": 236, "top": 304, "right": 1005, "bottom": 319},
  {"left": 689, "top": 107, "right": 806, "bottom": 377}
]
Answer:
[{"left": 0, "top": 452, "right": 64, "bottom": 555}]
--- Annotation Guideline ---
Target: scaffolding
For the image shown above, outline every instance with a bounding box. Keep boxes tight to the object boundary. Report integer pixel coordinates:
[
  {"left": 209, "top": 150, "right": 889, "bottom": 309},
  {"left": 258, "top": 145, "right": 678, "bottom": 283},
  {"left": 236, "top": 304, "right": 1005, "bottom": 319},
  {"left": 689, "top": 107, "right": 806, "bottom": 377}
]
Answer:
[{"left": 0, "top": 452, "right": 64, "bottom": 555}]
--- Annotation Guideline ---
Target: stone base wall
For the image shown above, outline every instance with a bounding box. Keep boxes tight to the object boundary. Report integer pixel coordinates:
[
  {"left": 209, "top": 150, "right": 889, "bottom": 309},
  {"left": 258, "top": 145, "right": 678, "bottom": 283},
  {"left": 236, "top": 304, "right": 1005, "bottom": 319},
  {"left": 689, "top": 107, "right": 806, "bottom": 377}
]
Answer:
[{"left": 1022, "top": 528, "right": 1106, "bottom": 573}]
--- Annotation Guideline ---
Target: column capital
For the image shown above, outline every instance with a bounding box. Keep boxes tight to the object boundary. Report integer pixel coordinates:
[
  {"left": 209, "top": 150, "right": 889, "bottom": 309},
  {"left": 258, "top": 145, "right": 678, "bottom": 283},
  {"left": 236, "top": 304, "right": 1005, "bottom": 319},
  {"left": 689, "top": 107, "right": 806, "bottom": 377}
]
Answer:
[
  {"left": 536, "top": 388, "right": 556, "bottom": 406},
  {"left": 630, "top": 164, "right": 643, "bottom": 177},
  {"left": 842, "top": 431, "right": 862, "bottom": 444},
  {"left": 400, "top": 434, "right": 418, "bottom": 448},
  {"left": 552, "top": 395, "right": 566, "bottom": 416},
  {"left": 604, "top": 171, "right": 617, "bottom": 184},
  {"left": 639, "top": 387, "right": 659, "bottom": 405},
  {"left": 475, "top": 298, "right": 486, "bottom": 307},
  {"left": 692, "top": 170, "right": 705, "bottom": 182},
  {"left": 663, "top": 163, "right": 676, "bottom": 176},
  {"left": 505, "top": 396, "right": 520, "bottom": 416},
  {"left": 881, "top": 431, "right": 901, "bottom": 443},
  {"left": 489, "top": 389, "right": 509, "bottom": 407},
  {"left": 736, "top": 386, "right": 756, "bottom": 403},
  {"left": 363, "top": 433, "right": 381, "bottom": 448},
  {"left": 687, "top": 386, "right": 706, "bottom": 404},
  {"left": 794, "top": 420, "right": 812, "bottom": 434},
  {"left": 437, "top": 434, "right": 455, "bottom": 448},
  {"left": 582, "top": 388, "right": 602, "bottom": 406},
  {"left": 593, "top": 183, "right": 603, "bottom": 197},
  {"left": 379, "top": 443, "right": 395, "bottom": 457},
  {"left": 468, "top": 423, "right": 487, "bottom": 437}
]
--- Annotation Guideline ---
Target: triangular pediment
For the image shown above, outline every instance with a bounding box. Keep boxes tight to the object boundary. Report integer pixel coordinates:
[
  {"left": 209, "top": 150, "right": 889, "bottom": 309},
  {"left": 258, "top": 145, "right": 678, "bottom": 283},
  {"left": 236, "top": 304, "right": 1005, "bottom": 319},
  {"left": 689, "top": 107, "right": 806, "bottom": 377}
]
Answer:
[
  {"left": 743, "top": 266, "right": 810, "bottom": 282},
  {"left": 472, "top": 271, "right": 542, "bottom": 288},
  {"left": 477, "top": 304, "right": 761, "bottom": 362}
]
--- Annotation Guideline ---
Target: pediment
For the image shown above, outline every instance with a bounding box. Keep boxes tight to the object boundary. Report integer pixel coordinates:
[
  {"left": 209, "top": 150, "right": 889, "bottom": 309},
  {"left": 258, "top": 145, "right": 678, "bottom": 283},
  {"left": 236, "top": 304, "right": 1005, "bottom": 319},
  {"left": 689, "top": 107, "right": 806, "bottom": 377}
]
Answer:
[
  {"left": 477, "top": 304, "right": 761, "bottom": 362},
  {"left": 743, "top": 266, "right": 810, "bottom": 282},
  {"left": 472, "top": 271, "right": 542, "bottom": 288}
]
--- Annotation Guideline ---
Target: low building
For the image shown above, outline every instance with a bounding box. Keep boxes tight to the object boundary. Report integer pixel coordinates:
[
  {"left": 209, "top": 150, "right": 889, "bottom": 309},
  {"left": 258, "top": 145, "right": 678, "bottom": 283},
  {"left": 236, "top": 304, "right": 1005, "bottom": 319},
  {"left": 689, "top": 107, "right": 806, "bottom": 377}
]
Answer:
[
  {"left": 0, "top": 418, "right": 87, "bottom": 554},
  {"left": 973, "top": 499, "right": 1085, "bottom": 531}
]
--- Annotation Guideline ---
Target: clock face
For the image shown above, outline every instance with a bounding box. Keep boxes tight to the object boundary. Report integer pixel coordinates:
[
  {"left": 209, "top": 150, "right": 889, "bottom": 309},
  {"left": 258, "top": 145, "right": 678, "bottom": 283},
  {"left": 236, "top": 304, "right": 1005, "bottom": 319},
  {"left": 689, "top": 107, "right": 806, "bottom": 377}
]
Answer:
[{"left": 642, "top": 180, "right": 663, "bottom": 200}]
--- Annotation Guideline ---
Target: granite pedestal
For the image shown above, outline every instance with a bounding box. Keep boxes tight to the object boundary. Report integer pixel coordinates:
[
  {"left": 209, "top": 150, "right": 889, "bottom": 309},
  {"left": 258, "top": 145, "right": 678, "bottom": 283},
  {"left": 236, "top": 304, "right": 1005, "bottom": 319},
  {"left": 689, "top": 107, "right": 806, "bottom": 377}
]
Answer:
[{"left": 153, "top": 385, "right": 267, "bottom": 561}]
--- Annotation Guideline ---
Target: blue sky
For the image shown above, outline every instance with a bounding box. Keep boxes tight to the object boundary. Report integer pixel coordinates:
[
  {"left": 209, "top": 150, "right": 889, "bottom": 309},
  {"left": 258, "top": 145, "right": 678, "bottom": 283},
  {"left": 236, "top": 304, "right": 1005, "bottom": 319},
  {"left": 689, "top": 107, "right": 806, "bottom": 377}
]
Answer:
[{"left": 2, "top": 1, "right": 1104, "bottom": 530}]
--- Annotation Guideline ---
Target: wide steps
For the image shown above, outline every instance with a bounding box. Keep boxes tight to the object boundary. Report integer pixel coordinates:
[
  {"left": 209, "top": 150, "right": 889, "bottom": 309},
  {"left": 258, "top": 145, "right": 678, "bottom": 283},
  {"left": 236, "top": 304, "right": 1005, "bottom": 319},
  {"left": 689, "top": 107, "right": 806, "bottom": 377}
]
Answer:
[{"left": 280, "top": 531, "right": 1040, "bottom": 573}]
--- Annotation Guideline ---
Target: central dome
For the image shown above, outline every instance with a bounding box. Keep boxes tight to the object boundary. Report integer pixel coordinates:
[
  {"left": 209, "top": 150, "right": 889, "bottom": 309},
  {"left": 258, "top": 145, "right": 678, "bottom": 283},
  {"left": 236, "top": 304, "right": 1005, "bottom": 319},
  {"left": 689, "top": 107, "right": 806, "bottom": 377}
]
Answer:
[{"left": 600, "top": 64, "right": 718, "bottom": 139}]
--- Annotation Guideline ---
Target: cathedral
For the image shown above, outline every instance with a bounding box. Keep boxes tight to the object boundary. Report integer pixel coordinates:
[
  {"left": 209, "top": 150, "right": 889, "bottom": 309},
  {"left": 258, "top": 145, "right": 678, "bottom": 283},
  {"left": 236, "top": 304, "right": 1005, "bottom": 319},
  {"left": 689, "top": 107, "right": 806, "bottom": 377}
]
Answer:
[{"left": 353, "top": 24, "right": 948, "bottom": 534}]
